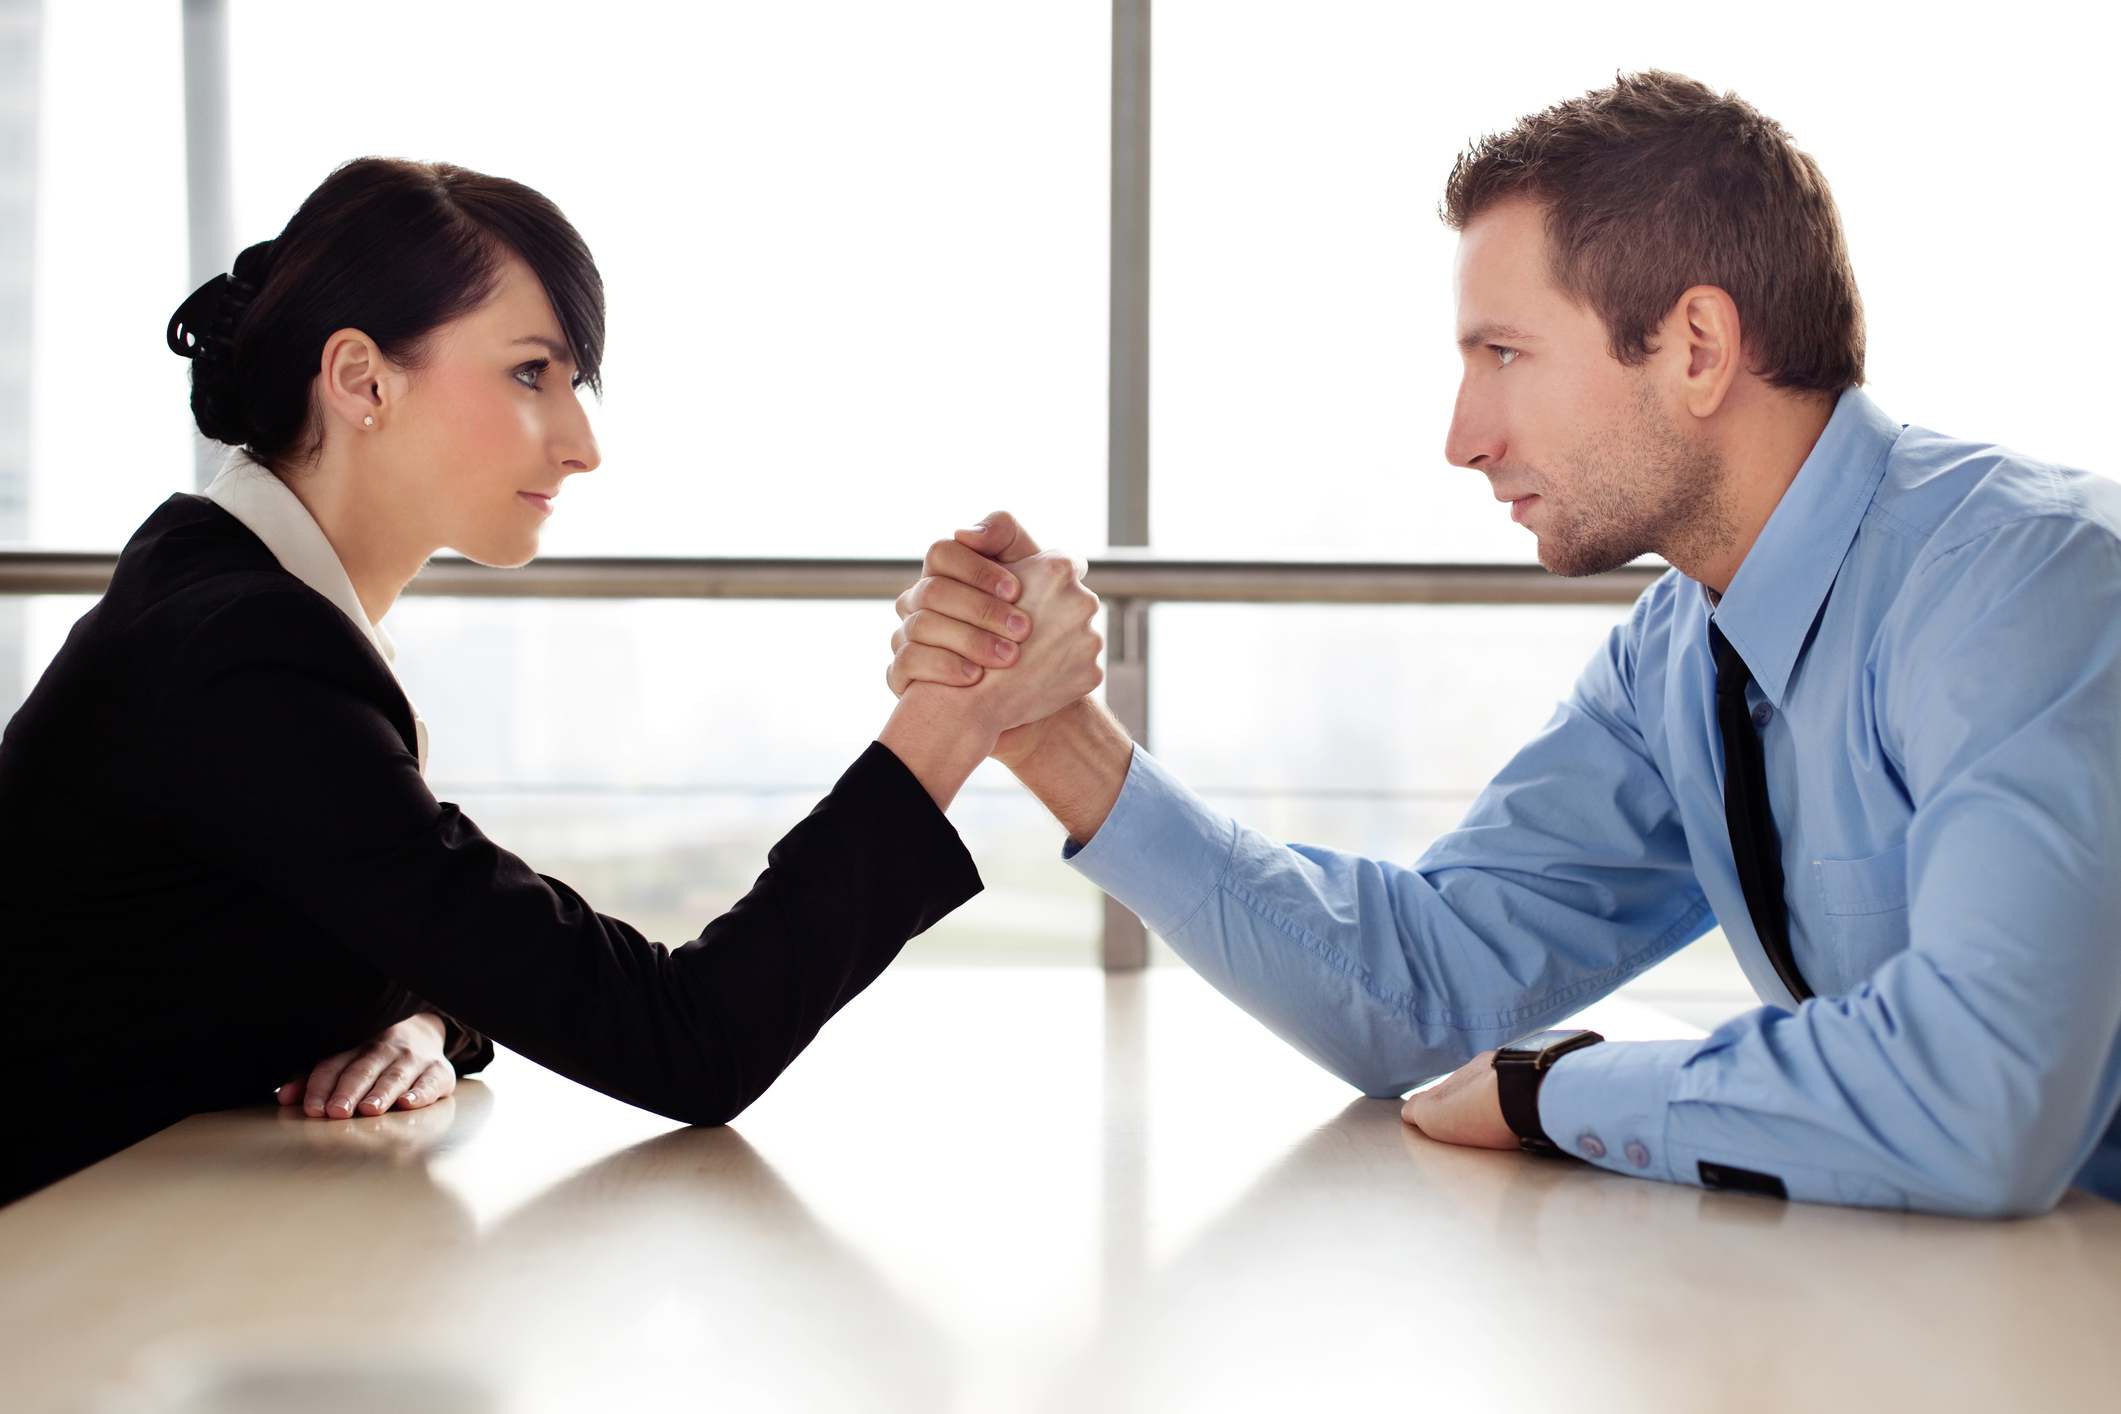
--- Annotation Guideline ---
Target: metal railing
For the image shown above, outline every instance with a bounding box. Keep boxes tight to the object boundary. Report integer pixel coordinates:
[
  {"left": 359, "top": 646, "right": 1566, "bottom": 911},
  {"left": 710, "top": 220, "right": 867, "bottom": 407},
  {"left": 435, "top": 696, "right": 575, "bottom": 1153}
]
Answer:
[{"left": 0, "top": 550, "right": 1663, "bottom": 605}]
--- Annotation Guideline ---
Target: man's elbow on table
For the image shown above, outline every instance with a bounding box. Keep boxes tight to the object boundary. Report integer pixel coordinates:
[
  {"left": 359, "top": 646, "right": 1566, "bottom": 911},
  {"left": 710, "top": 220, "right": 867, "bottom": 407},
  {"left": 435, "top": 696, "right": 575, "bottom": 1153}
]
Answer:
[
  {"left": 1903, "top": 1140, "right": 2081, "bottom": 1221},
  {"left": 1847, "top": 1058, "right": 2102, "bottom": 1219}
]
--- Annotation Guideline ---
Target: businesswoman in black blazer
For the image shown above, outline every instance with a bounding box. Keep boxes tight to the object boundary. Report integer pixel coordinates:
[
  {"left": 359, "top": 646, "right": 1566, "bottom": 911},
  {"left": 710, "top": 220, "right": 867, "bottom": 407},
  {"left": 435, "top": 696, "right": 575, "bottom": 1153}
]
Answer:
[{"left": 0, "top": 158, "right": 1099, "bottom": 1203}]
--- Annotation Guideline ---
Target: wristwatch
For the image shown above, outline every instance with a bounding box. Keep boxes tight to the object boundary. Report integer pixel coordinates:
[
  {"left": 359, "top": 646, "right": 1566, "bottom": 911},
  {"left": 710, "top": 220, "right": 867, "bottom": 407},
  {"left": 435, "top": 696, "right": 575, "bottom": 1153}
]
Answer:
[{"left": 1493, "top": 1028, "right": 1604, "bottom": 1158}]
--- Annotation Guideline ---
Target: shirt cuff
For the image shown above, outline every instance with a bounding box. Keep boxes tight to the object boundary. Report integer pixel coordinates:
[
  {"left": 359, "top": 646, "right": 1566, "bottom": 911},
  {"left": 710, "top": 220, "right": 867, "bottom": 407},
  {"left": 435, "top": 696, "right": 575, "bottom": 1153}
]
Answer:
[
  {"left": 1536, "top": 1038, "right": 1697, "bottom": 1185},
  {"left": 1062, "top": 746, "right": 1237, "bottom": 938}
]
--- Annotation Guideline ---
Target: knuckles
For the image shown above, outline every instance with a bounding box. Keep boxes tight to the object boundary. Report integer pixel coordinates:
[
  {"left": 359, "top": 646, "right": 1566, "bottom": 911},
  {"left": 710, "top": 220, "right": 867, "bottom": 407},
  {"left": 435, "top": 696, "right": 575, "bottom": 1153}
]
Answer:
[{"left": 1017, "top": 553, "right": 1075, "bottom": 595}]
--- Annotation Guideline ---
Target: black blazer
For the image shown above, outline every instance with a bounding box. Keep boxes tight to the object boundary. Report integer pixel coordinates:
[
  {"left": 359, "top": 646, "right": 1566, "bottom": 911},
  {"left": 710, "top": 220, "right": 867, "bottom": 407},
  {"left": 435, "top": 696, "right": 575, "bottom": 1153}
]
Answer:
[{"left": 0, "top": 495, "right": 981, "bottom": 1203}]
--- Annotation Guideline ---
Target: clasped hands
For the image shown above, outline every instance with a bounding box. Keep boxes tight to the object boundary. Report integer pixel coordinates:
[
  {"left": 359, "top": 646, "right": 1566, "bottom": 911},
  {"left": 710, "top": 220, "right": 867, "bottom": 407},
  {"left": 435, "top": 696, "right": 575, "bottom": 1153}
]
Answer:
[
  {"left": 887, "top": 514, "right": 1107, "bottom": 768},
  {"left": 890, "top": 511, "right": 1520, "bottom": 1152}
]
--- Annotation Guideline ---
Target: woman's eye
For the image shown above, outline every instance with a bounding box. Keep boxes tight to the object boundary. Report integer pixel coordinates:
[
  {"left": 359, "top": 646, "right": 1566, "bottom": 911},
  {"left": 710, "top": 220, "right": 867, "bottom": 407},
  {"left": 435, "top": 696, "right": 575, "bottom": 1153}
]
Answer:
[
  {"left": 1495, "top": 346, "right": 1521, "bottom": 367},
  {"left": 515, "top": 359, "right": 549, "bottom": 389}
]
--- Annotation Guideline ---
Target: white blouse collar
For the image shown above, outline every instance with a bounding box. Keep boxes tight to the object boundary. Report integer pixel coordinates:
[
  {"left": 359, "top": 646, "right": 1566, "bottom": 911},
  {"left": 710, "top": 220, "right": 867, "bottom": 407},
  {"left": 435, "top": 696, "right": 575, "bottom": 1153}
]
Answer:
[{"left": 200, "top": 453, "right": 430, "bottom": 776}]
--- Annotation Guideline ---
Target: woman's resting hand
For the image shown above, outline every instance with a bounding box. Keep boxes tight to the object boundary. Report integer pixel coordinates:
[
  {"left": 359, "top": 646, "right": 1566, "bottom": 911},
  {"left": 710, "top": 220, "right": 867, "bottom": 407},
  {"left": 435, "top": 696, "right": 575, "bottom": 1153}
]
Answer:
[{"left": 275, "top": 1012, "right": 458, "bottom": 1119}]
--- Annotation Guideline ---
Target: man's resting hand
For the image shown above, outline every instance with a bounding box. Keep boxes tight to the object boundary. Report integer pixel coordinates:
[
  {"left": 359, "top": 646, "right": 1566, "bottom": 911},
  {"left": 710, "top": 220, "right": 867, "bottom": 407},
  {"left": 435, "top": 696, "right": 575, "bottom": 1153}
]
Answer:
[{"left": 1399, "top": 1050, "right": 1519, "bottom": 1150}]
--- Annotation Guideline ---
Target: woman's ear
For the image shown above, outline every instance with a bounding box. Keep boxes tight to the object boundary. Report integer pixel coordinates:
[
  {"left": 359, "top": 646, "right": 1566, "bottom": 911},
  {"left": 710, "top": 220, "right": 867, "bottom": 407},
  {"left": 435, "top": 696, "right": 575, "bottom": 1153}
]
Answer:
[{"left": 317, "top": 327, "right": 392, "bottom": 434}]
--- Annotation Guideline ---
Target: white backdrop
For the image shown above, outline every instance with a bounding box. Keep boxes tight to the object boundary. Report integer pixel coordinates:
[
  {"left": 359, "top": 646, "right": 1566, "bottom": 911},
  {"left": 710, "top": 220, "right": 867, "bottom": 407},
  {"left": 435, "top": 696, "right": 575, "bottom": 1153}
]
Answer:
[
  {"left": 1154, "top": 0, "right": 2120, "bottom": 558},
  {"left": 26, "top": 0, "right": 2117, "bottom": 562}
]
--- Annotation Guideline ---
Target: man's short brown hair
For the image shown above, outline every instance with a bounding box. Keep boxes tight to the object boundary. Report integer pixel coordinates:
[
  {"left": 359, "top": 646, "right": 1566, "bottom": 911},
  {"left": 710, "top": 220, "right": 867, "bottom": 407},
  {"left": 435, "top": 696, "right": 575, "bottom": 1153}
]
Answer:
[{"left": 1443, "top": 71, "right": 1863, "bottom": 393}]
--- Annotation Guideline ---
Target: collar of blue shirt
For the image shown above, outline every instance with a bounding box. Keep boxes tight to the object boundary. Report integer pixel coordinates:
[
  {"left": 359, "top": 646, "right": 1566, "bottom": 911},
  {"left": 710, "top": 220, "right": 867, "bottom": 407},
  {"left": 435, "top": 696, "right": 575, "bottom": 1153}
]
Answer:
[{"left": 1709, "top": 388, "right": 1901, "bottom": 708}]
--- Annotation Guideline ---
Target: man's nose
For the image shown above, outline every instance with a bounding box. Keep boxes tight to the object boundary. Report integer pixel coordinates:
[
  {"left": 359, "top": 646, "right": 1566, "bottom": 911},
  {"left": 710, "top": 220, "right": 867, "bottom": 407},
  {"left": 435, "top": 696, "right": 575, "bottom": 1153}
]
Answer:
[{"left": 1444, "top": 372, "right": 1504, "bottom": 470}]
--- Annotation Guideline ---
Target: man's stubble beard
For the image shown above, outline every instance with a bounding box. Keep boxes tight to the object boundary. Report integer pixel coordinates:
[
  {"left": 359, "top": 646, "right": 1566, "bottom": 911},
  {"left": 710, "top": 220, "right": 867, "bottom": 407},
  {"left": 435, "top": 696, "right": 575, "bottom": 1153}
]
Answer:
[{"left": 1531, "top": 380, "right": 1735, "bottom": 579}]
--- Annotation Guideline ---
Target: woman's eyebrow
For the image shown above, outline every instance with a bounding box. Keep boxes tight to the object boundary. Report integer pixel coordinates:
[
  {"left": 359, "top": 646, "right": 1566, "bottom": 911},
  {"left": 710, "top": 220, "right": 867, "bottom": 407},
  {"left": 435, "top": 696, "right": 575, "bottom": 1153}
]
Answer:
[{"left": 510, "top": 335, "right": 573, "bottom": 362}]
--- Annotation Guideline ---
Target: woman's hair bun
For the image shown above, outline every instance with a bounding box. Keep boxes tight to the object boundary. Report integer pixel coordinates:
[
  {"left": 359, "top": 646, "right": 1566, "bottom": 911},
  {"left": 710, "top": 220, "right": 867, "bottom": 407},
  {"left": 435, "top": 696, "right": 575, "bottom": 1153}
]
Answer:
[
  {"left": 167, "top": 239, "right": 277, "bottom": 447},
  {"left": 160, "top": 158, "right": 603, "bottom": 469}
]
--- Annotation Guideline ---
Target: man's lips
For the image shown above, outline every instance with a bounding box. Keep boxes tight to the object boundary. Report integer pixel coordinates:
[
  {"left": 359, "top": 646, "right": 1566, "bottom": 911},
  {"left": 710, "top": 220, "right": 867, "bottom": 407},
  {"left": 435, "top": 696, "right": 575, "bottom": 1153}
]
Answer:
[
  {"left": 518, "top": 491, "right": 556, "bottom": 515},
  {"left": 1506, "top": 492, "right": 1540, "bottom": 524}
]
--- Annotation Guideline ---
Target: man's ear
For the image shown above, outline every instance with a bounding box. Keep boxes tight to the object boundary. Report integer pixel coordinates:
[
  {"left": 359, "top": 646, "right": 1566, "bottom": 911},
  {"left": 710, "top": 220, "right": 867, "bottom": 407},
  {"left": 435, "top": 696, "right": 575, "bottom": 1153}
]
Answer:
[
  {"left": 1667, "top": 285, "right": 1744, "bottom": 420},
  {"left": 317, "top": 327, "right": 393, "bottom": 435}
]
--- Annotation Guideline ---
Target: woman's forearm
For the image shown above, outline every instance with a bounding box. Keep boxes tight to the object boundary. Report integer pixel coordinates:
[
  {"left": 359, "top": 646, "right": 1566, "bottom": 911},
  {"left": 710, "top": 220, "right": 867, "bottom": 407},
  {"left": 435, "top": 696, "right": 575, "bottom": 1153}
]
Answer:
[{"left": 876, "top": 684, "right": 1002, "bottom": 810}]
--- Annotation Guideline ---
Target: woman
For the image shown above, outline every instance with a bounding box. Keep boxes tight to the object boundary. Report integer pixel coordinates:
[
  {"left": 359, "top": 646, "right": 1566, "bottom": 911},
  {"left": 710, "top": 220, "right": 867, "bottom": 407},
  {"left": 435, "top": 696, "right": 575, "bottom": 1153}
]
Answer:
[{"left": 0, "top": 158, "right": 1100, "bottom": 1204}]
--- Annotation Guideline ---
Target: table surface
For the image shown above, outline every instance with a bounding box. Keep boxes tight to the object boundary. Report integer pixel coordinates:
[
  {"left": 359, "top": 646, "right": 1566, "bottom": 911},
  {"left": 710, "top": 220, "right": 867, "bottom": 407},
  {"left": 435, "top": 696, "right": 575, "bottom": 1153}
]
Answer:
[{"left": 5, "top": 967, "right": 2119, "bottom": 1414}]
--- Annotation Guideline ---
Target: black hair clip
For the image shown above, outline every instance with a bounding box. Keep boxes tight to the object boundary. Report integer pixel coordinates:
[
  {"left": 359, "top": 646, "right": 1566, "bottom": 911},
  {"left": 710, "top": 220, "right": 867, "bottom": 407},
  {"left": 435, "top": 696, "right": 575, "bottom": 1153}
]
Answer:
[{"left": 166, "top": 240, "right": 274, "bottom": 363}]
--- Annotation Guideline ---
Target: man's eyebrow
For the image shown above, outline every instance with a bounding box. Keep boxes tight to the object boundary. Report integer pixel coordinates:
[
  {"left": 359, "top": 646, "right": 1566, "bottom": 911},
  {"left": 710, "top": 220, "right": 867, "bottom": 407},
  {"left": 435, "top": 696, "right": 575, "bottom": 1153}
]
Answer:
[
  {"left": 510, "top": 335, "right": 574, "bottom": 361},
  {"left": 1457, "top": 323, "right": 1535, "bottom": 352}
]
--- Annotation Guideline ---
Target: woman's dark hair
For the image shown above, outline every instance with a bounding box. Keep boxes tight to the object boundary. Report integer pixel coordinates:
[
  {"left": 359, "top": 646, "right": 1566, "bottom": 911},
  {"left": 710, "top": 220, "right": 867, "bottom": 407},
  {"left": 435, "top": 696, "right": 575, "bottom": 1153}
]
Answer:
[{"left": 168, "top": 157, "right": 605, "bottom": 467}]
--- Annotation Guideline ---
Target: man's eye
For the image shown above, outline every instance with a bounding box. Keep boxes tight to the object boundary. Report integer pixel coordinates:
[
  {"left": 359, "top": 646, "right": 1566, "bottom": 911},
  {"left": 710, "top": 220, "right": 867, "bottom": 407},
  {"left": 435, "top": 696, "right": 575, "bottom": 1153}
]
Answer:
[{"left": 1495, "top": 346, "right": 1521, "bottom": 367}]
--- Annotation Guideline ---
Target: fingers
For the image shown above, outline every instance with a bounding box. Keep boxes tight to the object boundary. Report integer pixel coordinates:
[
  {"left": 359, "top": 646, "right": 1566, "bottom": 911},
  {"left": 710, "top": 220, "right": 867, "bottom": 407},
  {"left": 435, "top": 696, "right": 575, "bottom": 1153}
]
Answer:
[
  {"left": 889, "top": 565, "right": 1037, "bottom": 698},
  {"left": 921, "top": 536, "right": 1025, "bottom": 605},
  {"left": 276, "top": 1078, "right": 303, "bottom": 1107},
  {"left": 952, "top": 511, "right": 1043, "bottom": 564},
  {"left": 354, "top": 1057, "right": 422, "bottom": 1116},
  {"left": 900, "top": 609, "right": 1023, "bottom": 679},
  {"left": 308, "top": 1043, "right": 412, "bottom": 1119},
  {"left": 323, "top": 1048, "right": 390, "bottom": 1119},
  {"left": 396, "top": 1060, "right": 456, "bottom": 1111},
  {"left": 306, "top": 1048, "right": 454, "bottom": 1118},
  {"left": 889, "top": 642, "right": 986, "bottom": 696},
  {"left": 1397, "top": 1052, "right": 1516, "bottom": 1150},
  {"left": 1014, "top": 550, "right": 1096, "bottom": 607},
  {"left": 965, "top": 549, "right": 1108, "bottom": 733},
  {"left": 303, "top": 1047, "right": 365, "bottom": 1119},
  {"left": 900, "top": 573, "right": 1032, "bottom": 645}
]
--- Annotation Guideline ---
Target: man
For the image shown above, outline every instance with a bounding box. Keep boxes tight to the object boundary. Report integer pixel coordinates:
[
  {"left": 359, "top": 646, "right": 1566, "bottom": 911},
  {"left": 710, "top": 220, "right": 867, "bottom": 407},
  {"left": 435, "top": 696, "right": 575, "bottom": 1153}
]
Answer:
[{"left": 889, "top": 72, "right": 2121, "bottom": 1217}]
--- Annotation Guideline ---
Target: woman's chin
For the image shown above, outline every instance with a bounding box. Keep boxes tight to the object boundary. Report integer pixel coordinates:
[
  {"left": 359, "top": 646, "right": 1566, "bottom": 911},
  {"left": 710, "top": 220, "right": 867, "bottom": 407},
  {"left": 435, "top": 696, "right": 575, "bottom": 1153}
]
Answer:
[{"left": 453, "top": 530, "right": 543, "bottom": 570}]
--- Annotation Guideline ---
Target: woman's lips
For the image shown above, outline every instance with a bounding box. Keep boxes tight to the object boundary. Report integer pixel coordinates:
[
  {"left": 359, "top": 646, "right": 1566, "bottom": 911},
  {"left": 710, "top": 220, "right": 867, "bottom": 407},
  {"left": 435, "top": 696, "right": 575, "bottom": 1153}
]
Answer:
[{"left": 518, "top": 491, "right": 554, "bottom": 515}]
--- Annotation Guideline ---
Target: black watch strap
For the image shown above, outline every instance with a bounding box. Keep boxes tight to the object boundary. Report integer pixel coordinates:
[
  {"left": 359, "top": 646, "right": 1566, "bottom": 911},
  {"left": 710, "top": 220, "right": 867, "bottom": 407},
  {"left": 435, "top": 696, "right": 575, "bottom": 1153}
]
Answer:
[{"left": 1493, "top": 1029, "right": 1604, "bottom": 1158}]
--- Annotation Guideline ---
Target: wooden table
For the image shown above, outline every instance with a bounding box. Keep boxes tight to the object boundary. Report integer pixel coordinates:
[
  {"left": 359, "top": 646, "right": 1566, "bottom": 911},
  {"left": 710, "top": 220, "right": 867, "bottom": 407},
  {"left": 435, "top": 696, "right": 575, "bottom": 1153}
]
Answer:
[{"left": 5, "top": 968, "right": 2118, "bottom": 1413}]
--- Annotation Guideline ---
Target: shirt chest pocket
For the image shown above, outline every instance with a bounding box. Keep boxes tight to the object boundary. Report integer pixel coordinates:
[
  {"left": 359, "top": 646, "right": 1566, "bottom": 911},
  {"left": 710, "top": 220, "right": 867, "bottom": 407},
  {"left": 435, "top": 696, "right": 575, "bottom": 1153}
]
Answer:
[{"left": 1813, "top": 843, "right": 1911, "bottom": 978}]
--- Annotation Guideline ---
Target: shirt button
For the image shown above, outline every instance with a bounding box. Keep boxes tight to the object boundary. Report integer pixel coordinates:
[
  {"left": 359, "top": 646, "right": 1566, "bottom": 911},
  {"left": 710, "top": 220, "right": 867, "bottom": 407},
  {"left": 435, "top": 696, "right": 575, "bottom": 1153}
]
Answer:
[
  {"left": 1751, "top": 702, "right": 1774, "bottom": 727},
  {"left": 1577, "top": 1133, "right": 1607, "bottom": 1160},
  {"left": 1625, "top": 1141, "right": 1651, "bottom": 1169}
]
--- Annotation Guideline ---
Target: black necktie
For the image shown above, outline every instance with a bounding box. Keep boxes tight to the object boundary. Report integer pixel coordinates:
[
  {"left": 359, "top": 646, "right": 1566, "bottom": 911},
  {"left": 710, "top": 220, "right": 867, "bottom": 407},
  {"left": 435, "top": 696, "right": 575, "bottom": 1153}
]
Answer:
[{"left": 1710, "top": 624, "right": 1813, "bottom": 1003}]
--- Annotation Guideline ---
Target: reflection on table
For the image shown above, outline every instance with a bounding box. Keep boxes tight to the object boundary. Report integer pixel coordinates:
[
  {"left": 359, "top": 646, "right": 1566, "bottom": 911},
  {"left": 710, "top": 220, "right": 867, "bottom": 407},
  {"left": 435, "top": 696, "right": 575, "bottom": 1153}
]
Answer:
[{"left": 2, "top": 968, "right": 2115, "bottom": 1414}]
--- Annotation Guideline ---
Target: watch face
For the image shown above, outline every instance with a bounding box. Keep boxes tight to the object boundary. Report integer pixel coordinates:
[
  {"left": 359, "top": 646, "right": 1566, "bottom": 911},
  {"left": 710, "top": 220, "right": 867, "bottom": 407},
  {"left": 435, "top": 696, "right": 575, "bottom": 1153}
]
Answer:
[{"left": 1497, "top": 1028, "right": 1597, "bottom": 1058}]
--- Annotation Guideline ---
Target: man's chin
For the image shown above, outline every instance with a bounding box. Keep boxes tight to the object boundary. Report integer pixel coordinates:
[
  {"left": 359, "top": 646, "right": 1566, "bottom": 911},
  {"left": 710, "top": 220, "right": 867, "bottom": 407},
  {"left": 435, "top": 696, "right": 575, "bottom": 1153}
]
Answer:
[{"left": 1533, "top": 533, "right": 1644, "bottom": 580}]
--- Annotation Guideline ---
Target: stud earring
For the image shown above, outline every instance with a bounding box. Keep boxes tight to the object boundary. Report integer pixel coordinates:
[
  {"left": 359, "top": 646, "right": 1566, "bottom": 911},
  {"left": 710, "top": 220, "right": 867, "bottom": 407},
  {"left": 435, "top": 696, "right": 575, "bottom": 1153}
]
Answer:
[{"left": 363, "top": 416, "right": 374, "bottom": 426}]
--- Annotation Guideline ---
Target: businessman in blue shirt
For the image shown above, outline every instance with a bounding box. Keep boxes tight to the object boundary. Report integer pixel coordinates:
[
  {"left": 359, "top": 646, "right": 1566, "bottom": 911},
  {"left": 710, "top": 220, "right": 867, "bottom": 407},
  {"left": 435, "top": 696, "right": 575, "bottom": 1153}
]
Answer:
[{"left": 888, "top": 71, "right": 2121, "bottom": 1217}]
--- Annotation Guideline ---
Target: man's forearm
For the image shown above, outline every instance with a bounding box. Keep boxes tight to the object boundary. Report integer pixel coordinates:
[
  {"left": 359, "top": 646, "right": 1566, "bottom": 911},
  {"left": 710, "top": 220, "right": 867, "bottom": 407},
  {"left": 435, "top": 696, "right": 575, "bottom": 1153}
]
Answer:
[{"left": 998, "top": 697, "right": 1134, "bottom": 843}]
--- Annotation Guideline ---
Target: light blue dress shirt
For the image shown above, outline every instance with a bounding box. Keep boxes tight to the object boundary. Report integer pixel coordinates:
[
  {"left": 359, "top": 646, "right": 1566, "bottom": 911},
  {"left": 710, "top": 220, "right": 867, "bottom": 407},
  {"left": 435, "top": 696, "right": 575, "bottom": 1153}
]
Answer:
[{"left": 1067, "top": 389, "right": 2121, "bottom": 1217}]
